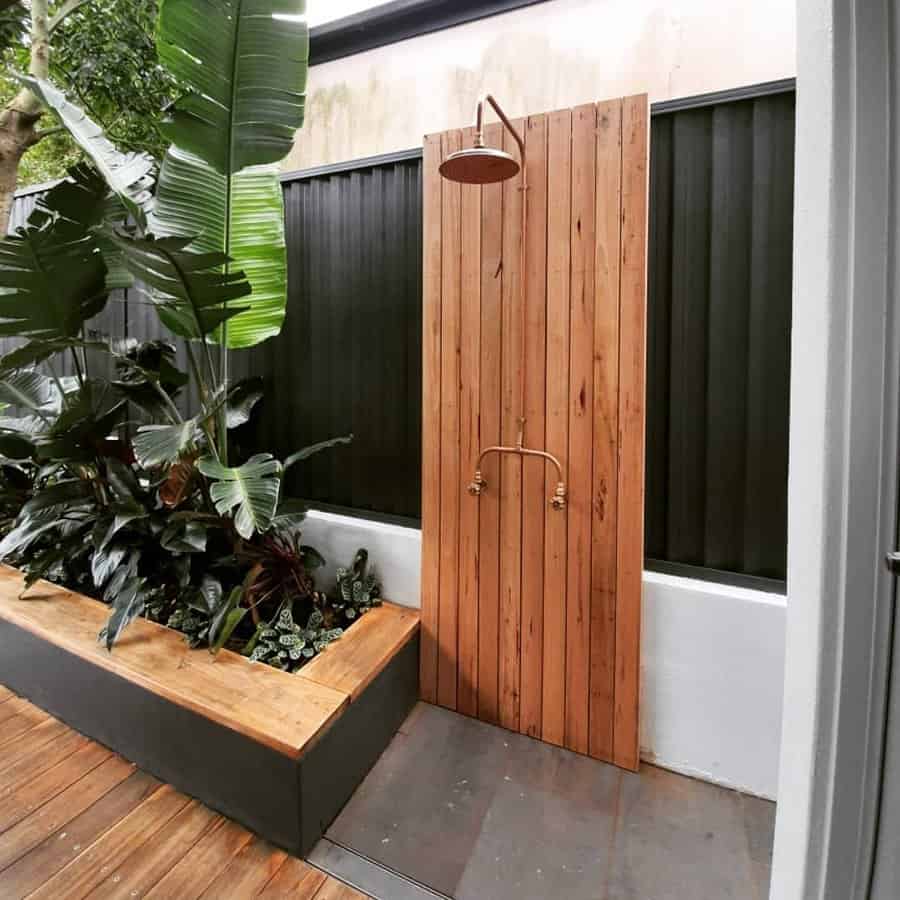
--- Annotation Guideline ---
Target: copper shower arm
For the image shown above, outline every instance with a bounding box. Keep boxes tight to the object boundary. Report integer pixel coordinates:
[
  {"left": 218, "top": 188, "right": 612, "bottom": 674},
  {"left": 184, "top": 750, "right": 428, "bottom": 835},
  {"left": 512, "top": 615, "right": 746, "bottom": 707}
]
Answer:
[{"left": 474, "top": 94, "right": 526, "bottom": 166}]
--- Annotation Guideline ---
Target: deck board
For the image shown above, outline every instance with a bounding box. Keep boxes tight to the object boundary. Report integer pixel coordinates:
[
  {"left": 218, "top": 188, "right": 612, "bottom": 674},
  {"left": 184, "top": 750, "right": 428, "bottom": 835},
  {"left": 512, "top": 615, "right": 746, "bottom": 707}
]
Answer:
[
  {"left": 0, "top": 566, "right": 348, "bottom": 759},
  {"left": 0, "top": 692, "right": 368, "bottom": 900}
]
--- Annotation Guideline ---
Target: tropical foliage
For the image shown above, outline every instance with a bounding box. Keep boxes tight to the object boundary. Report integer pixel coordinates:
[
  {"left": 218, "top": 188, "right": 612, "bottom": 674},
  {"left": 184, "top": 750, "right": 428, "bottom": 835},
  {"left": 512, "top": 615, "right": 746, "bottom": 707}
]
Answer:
[
  {"left": 0, "top": 0, "right": 374, "bottom": 666},
  {"left": 1, "top": 0, "right": 176, "bottom": 189}
]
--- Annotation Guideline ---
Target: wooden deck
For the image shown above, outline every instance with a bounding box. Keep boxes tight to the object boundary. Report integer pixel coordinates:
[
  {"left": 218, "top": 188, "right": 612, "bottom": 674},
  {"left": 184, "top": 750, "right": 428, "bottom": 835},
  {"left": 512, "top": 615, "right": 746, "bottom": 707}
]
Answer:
[{"left": 0, "top": 687, "right": 367, "bottom": 899}]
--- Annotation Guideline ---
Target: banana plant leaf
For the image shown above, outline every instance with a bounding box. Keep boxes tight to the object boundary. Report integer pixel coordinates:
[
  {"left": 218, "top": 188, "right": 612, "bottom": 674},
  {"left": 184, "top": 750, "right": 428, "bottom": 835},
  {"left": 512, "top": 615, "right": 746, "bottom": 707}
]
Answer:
[
  {"left": 17, "top": 75, "right": 156, "bottom": 230},
  {"left": 151, "top": 146, "right": 288, "bottom": 348},
  {"left": 152, "top": 0, "right": 308, "bottom": 349},
  {"left": 197, "top": 452, "right": 282, "bottom": 539},
  {"left": 156, "top": 0, "right": 309, "bottom": 174},
  {"left": 111, "top": 234, "right": 252, "bottom": 340}
]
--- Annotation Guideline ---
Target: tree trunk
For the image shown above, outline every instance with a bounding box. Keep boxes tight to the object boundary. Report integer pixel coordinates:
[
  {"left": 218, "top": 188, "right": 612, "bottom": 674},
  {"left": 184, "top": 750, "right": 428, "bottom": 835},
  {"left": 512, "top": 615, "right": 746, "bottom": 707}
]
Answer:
[
  {"left": 0, "top": 112, "right": 36, "bottom": 236},
  {"left": 0, "top": 0, "right": 50, "bottom": 236}
]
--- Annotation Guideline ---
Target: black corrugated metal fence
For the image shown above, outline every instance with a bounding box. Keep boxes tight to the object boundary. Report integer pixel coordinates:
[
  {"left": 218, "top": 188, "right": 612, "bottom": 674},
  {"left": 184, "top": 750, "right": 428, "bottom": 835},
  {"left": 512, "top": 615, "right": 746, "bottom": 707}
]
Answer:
[{"left": 5, "top": 84, "right": 794, "bottom": 582}]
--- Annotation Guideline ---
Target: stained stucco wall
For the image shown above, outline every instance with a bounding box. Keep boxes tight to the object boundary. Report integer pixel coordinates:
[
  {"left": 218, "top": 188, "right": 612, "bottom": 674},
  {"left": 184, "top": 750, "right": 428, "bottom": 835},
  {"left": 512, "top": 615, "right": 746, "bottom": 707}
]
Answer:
[{"left": 286, "top": 0, "right": 797, "bottom": 171}]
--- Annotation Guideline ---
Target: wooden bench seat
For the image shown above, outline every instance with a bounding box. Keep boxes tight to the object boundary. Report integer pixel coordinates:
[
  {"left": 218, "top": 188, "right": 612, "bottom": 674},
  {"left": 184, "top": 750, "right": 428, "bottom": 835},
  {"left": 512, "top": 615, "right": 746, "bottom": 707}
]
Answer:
[{"left": 0, "top": 566, "right": 418, "bottom": 759}]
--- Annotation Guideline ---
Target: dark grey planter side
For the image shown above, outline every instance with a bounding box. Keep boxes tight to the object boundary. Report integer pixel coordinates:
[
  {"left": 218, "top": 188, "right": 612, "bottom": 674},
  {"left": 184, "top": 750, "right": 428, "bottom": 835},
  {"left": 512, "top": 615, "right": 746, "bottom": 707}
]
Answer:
[{"left": 0, "top": 618, "right": 419, "bottom": 857}]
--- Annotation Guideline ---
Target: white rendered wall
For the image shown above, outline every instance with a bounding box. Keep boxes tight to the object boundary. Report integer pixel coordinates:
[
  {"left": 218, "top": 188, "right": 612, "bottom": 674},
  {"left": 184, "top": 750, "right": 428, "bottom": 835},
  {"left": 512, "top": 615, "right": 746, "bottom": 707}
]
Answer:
[
  {"left": 287, "top": 0, "right": 796, "bottom": 171},
  {"left": 303, "top": 511, "right": 784, "bottom": 799}
]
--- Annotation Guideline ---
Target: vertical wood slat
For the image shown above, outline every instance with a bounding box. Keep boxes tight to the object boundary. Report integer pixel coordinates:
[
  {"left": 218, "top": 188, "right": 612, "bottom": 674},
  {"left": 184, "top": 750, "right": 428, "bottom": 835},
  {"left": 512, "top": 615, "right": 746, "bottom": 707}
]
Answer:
[
  {"left": 437, "top": 129, "right": 463, "bottom": 710},
  {"left": 457, "top": 126, "right": 483, "bottom": 717},
  {"left": 419, "top": 134, "right": 443, "bottom": 704},
  {"left": 498, "top": 120, "right": 526, "bottom": 733},
  {"left": 590, "top": 99, "right": 623, "bottom": 762},
  {"left": 564, "top": 103, "right": 597, "bottom": 755},
  {"left": 520, "top": 113, "right": 549, "bottom": 739},
  {"left": 477, "top": 121, "right": 505, "bottom": 725},
  {"left": 541, "top": 109, "right": 572, "bottom": 748},
  {"left": 615, "top": 95, "right": 649, "bottom": 771}
]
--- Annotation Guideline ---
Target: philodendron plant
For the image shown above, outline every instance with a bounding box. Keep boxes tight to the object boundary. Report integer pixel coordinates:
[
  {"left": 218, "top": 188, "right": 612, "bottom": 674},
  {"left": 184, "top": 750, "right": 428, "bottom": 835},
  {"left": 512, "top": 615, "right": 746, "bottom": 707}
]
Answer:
[{"left": 0, "top": 0, "right": 357, "bottom": 658}]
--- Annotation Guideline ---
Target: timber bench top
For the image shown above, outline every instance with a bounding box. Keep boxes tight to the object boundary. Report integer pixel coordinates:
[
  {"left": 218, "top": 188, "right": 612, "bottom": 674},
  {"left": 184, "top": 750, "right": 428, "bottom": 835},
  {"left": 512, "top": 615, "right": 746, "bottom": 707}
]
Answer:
[{"left": 0, "top": 566, "right": 419, "bottom": 760}]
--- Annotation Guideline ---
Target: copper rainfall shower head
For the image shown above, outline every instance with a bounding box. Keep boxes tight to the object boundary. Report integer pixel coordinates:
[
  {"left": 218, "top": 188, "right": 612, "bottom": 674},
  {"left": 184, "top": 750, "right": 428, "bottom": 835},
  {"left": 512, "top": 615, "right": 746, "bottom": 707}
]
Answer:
[{"left": 439, "top": 145, "right": 521, "bottom": 184}]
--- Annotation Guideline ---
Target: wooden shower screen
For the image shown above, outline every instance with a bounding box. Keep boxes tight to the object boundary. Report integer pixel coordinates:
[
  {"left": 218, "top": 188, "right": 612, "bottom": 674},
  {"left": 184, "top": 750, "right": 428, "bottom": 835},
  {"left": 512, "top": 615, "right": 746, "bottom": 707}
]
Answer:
[{"left": 419, "top": 95, "right": 649, "bottom": 771}]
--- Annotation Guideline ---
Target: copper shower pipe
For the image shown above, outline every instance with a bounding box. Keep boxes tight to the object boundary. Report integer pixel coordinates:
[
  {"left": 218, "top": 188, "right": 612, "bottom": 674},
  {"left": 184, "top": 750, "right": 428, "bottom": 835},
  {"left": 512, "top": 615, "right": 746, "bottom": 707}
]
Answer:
[{"left": 462, "top": 95, "right": 567, "bottom": 511}]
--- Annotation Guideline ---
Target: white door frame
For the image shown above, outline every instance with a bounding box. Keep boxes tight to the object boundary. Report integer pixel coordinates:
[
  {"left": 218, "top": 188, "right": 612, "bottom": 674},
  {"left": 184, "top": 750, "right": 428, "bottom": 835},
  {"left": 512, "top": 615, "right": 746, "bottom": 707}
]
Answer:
[{"left": 772, "top": 1, "right": 899, "bottom": 897}]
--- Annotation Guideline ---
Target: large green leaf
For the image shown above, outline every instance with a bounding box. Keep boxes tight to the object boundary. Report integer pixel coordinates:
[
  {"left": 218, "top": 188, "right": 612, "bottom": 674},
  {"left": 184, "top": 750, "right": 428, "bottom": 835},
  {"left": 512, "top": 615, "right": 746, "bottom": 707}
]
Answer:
[
  {"left": 0, "top": 371, "right": 60, "bottom": 417},
  {"left": 0, "top": 171, "right": 108, "bottom": 340},
  {"left": 151, "top": 147, "right": 288, "bottom": 348},
  {"left": 17, "top": 75, "right": 156, "bottom": 229},
  {"left": 37, "top": 379, "right": 127, "bottom": 463},
  {"left": 197, "top": 453, "right": 281, "bottom": 539},
  {"left": 133, "top": 420, "right": 198, "bottom": 468},
  {"left": 112, "top": 235, "right": 252, "bottom": 340},
  {"left": 152, "top": 0, "right": 308, "bottom": 349},
  {"left": 156, "top": 0, "right": 308, "bottom": 175}
]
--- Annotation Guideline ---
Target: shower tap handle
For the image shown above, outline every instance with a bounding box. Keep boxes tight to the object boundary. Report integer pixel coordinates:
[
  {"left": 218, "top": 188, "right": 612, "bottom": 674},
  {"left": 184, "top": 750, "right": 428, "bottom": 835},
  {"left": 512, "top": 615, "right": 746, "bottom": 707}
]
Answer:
[
  {"left": 469, "top": 471, "right": 487, "bottom": 496},
  {"left": 550, "top": 482, "right": 567, "bottom": 511}
]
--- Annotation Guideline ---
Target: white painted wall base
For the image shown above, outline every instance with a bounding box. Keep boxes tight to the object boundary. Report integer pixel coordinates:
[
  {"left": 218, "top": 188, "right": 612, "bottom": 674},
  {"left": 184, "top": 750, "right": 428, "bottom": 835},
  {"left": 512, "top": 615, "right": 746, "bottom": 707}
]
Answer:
[
  {"left": 304, "top": 511, "right": 785, "bottom": 800},
  {"left": 303, "top": 510, "right": 423, "bottom": 607},
  {"left": 641, "top": 572, "right": 785, "bottom": 800}
]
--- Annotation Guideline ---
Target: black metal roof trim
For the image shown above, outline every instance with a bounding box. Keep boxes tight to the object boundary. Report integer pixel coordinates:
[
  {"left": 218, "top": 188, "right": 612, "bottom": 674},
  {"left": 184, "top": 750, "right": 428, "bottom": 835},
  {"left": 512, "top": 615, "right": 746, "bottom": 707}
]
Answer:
[
  {"left": 309, "top": 0, "right": 551, "bottom": 65},
  {"left": 650, "top": 77, "right": 796, "bottom": 116},
  {"left": 280, "top": 147, "right": 423, "bottom": 182}
]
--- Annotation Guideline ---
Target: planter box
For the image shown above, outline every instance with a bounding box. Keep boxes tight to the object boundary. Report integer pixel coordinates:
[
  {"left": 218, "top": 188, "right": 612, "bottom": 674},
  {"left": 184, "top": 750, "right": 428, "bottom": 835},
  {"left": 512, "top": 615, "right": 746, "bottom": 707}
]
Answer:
[{"left": 0, "top": 565, "right": 419, "bottom": 857}]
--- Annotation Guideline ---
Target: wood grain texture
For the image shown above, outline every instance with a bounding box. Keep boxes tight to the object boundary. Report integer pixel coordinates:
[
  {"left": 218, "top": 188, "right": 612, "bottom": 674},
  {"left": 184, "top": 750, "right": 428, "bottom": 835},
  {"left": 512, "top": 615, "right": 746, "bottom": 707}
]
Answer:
[
  {"left": 614, "top": 95, "right": 650, "bottom": 772},
  {"left": 299, "top": 602, "right": 419, "bottom": 701},
  {"left": 144, "top": 819, "right": 253, "bottom": 899},
  {"left": 520, "top": 112, "right": 549, "bottom": 739},
  {"left": 0, "top": 567, "right": 348, "bottom": 760},
  {"left": 78, "top": 798, "right": 218, "bottom": 899},
  {"left": 0, "top": 696, "right": 371, "bottom": 900},
  {"left": 498, "top": 118, "right": 526, "bottom": 733},
  {"left": 0, "top": 740, "right": 114, "bottom": 834},
  {"left": 199, "top": 837, "right": 289, "bottom": 899},
  {"left": 590, "top": 98, "right": 623, "bottom": 762},
  {"left": 477, "top": 121, "right": 505, "bottom": 725},
  {"left": 419, "top": 132, "right": 443, "bottom": 705},
  {"left": 0, "top": 725, "right": 87, "bottom": 798},
  {"left": 565, "top": 103, "right": 598, "bottom": 756},
  {"left": 0, "top": 770, "right": 161, "bottom": 897},
  {"left": 0, "top": 717, "right": 71, "bottom": 777},
  {"left": 541, "top": 107, "right": 573, "bottom": 748},
  {"left": 258, "top": 854, "right": 328, "bottom": 897},
  {"left": 457, "top": 123, "right": 483, "bottom": 718},
  {"left": 437, "top": 128, "right": 463, "bottom": 711},
  {"left": 0, "top": 755, "right": 137, "bottom": 872},
  {"left": 421, "top": 96, "right": 647, "bottom": 769},
  {"left": 26, "top": 785, "right": 192, "bottom": 900}
]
